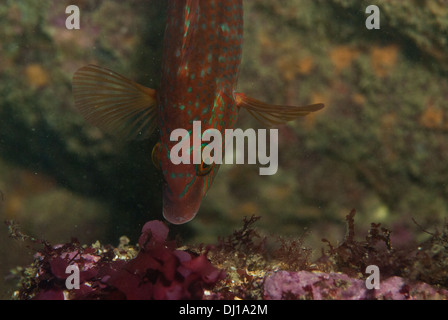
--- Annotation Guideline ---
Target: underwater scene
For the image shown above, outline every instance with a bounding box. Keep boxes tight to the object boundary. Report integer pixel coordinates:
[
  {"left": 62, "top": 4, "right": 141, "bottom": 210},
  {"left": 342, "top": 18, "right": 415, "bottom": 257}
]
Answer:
[{"left": 1, "top": 0, "right": 448, "bottom": 301}]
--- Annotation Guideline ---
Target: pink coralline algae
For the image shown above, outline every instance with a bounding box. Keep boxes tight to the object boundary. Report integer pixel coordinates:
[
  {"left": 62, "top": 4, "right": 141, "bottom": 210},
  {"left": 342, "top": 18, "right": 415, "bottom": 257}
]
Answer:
[
  {"left": 12, "top": 214, "right": 448, "bottom": 300},
  {"left": 263, "top": 271, "right": 448, "bottom": 300},
  {"left": 106, "top": 221, "right": 226, "bottom": 300},
  {"left": 28, "top": 221, "right": 226, "bottom": 300}
]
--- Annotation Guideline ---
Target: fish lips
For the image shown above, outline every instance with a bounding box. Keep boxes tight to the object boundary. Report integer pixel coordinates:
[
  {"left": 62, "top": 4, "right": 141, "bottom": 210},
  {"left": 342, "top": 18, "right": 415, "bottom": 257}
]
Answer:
[{"left": 162, "top": 183, "right": 203, "bottom": 225}]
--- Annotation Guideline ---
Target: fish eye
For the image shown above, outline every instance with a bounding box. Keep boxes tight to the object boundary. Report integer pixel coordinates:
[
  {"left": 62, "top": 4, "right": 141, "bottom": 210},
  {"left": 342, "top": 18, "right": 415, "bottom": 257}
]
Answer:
[
  {"left": 197, "top": 143, "right": 215, "bottom": 176},
  {"left": 151, "top": 142, "right": 162, "bottom": 170},
  {"left": 197, "top": 160, "right": 214, "bottom": 176}
]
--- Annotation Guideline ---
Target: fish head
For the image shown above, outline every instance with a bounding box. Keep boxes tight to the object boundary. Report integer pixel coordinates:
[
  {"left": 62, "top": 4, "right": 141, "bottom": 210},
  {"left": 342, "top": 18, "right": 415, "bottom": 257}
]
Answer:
[{"left": 153, "top": 124, "right": 222, "bottom": 225}]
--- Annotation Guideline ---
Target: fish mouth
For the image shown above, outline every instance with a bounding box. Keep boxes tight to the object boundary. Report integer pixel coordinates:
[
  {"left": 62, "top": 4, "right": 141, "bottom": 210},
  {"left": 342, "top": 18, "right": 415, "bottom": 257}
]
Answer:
[
  {"left": 162, "top": 198, "right": 200, "bottom": 225},
  {"left": 162, "top": 183, "right": 202, "bottom": 225},
  {"left": 163, "top": 207, "right": 197, "bottom": 225}
]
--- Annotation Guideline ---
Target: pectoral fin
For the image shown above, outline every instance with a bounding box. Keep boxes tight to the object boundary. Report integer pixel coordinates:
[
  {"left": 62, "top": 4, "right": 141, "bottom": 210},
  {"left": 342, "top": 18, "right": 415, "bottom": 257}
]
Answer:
[
  {"left": 235, "top": 93, "right": 324, "bottom": 126},
  {"left": 73, "top": 65, "right": 158, "bottom": 140}
]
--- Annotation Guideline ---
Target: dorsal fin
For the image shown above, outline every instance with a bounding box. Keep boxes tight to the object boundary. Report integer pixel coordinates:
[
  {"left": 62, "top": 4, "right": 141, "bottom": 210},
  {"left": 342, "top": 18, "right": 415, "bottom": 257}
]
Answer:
[
  {"left": 235, "top": 93, "right": 324, "bottom": 127},
  {"left": 72, "top": 65, "right": 158, "bottom": 140}
]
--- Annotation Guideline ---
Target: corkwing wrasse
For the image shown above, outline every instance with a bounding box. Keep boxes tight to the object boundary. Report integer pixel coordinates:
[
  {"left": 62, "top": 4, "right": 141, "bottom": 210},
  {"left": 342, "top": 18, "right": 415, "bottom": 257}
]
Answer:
[{"left": 72, "top": 0, "right": 324, "bottom": 224}]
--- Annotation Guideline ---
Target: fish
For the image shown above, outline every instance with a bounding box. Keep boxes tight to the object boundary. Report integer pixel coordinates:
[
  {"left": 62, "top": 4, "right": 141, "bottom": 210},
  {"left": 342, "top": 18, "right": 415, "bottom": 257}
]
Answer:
[{"left": 72, "top": 0, "right": 324, "bottom": 225}]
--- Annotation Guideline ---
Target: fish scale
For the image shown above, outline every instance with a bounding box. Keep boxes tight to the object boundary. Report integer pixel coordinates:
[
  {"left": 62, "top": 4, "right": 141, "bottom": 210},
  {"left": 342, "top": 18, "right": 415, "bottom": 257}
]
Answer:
[
  {"left": 160, "top": 0, "right": 242, "bottom": 127},
  {"left": 72, "top": 0, "right": 324, "bottom": 225}
]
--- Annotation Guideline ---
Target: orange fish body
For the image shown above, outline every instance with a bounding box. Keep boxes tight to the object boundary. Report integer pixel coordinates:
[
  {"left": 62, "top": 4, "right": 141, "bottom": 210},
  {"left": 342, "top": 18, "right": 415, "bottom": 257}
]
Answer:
[
  {"left": 158, "top": 0, "right": 243, "bottom": 224},
  {"left": 73, "top": 0, "right": 324, "bottom": 224}
]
